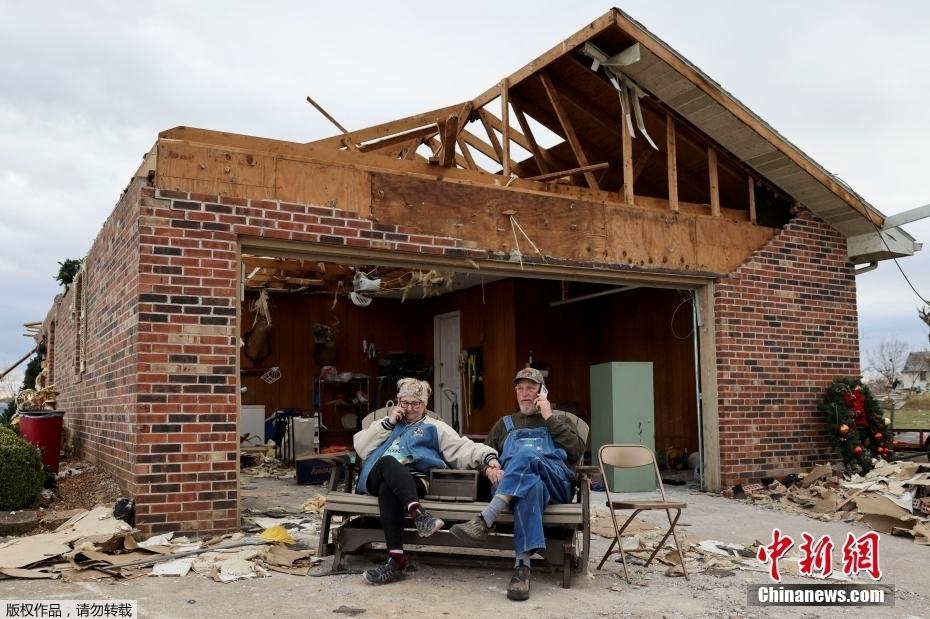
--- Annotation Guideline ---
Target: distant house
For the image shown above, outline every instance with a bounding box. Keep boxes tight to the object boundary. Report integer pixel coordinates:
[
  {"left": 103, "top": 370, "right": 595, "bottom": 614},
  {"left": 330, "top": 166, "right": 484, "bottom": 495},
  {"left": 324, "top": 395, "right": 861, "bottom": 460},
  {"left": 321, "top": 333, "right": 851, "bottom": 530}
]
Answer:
[{"left": 902, "top": 352, "right": 930, "bottom": 392}]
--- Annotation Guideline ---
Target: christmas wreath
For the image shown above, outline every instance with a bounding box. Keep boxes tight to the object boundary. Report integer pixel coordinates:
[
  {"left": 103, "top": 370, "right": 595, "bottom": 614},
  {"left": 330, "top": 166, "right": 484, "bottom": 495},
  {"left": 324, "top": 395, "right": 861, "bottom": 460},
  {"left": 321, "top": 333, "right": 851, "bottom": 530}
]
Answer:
[{"left": 817, "top": 378, "right": 893, "bottom": 474}]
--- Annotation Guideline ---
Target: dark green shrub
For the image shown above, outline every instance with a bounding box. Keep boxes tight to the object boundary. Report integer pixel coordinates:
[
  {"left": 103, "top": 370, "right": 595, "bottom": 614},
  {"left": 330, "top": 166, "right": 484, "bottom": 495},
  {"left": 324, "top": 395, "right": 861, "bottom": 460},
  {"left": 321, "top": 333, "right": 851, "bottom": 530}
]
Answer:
[{"left": 0, "top": 426, "right": 45, "bottom": 510}]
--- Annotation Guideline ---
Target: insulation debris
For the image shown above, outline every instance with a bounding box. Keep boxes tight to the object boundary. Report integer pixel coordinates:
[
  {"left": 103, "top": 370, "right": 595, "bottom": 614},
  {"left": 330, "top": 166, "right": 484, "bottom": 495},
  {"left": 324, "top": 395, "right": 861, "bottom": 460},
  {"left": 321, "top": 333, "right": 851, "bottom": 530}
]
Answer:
[
  {"left": 241, "top": 458, "right": 296, "bottom": 479},
  {"left": 258, "top": 525, "right": 295, "bottom": 545},
  {"left": 301, "top": 495, "right": 327, "bottom": 514}
]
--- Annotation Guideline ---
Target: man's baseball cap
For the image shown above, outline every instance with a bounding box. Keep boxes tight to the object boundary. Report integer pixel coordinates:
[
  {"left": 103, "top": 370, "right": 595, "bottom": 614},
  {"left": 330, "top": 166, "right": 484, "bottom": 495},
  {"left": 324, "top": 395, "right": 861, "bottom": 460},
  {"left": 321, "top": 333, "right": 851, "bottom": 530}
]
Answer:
[{"left": 513, "top": 367, "right": 544, "bottom": 384}]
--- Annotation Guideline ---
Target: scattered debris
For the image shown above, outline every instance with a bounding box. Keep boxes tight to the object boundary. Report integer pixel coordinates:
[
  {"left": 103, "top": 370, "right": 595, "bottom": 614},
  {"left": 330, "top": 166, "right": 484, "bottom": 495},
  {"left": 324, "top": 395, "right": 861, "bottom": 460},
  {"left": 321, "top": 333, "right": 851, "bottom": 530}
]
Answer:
[
  {"left": 242, "top": 457, "right": 295, "bottom": 480},
  {"left": 721, "top": 460, "right": 930, "bottom": 545},
  {"left": 259, "top": 525, "right": 295, "bottom": 544},
  {"left": 0, "top": 506, "right": 132, "bottom": 569},
  {"left": 56, "top": 467, "right": 84, "bottom": 480},
  {"left": 212, "top": 558, "right": 266, "bottom": 583},
  {"left": 152, "top": 558, "right": 194, "bottom": 577},
  {"left": 302, "top": 495, "right": 327, "bottom": 514},
  {"left": 39, "top": 509, "right": 85, "bottom": 531}
]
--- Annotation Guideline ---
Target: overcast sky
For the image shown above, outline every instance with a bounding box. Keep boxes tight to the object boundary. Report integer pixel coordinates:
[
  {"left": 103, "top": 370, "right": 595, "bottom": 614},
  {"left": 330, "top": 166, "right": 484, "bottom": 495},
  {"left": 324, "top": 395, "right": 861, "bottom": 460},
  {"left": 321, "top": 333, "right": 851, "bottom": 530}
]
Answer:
[{"left": 1, "top": 0, "right": 929, "bottom": 384}]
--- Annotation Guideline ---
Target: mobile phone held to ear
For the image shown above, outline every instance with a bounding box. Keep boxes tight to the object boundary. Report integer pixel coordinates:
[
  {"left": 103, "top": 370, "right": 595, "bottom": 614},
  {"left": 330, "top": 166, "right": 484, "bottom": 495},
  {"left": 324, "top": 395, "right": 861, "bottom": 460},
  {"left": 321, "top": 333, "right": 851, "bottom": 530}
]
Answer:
[{"left": 536, "top": 384, "right": 548, "bottom": 411}]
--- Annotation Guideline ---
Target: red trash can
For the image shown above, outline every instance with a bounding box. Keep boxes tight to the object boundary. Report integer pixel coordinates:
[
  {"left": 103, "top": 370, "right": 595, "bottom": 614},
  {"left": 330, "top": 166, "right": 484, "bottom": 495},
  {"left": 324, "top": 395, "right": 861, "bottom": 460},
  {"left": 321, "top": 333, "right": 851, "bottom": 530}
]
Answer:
[{"left": 18, "top": 411, "right": 65, "bottom": 474}]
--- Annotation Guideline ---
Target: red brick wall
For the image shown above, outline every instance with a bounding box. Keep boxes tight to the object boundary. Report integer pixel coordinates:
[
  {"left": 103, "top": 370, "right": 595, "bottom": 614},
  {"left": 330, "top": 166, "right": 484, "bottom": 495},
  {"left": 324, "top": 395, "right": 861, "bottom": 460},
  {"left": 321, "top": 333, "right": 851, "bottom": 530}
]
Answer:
[
  {"left": 129, "top": 188, "right": 486, "bottom": 534},
  {"left": 714, "top": 209, "right": 860, "bottom": 486},
  {"left": 51, "top": 179, "right": 145, "bottom": 494}
]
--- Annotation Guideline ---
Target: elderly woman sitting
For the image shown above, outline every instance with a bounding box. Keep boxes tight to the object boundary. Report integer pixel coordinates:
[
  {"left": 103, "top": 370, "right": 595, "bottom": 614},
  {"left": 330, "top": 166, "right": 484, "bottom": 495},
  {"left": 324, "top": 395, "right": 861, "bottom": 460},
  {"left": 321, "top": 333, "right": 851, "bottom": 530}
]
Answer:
[{"left": 353, "top": 378, "right": 498, "bottom": 585}]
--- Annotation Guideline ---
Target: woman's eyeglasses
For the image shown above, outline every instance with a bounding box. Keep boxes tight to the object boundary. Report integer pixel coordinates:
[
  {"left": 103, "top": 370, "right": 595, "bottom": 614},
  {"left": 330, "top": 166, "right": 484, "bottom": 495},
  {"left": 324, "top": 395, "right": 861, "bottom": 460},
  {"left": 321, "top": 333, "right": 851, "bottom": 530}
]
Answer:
[{"left": 398, "top": 400, "right": 422, "bottom": 409}]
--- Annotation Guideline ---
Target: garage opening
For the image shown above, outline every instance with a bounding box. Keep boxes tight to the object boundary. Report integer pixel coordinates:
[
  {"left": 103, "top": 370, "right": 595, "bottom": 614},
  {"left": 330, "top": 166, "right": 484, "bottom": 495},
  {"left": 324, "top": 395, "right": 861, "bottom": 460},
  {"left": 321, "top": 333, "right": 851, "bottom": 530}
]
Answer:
[{"left": 237, "top": 248, "right": 705, "bottom": 488}]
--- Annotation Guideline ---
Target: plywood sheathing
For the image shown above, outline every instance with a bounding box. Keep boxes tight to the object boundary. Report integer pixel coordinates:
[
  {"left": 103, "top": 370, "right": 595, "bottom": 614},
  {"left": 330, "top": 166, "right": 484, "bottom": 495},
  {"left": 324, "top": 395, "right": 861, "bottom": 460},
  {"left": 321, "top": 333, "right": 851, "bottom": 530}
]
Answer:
[
  {"left": 369, "top": 173, "right": 773, "bottom": 273},
  {"left": 156, "top": 132, "right": 774, "bottom": 275}
]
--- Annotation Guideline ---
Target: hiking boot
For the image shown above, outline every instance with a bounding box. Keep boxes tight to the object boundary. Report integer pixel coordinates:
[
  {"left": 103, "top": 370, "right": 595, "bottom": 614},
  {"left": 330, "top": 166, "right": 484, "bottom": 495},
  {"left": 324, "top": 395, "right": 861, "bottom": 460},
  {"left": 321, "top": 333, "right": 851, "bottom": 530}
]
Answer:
[
  {"left": 449, "top": 514, "right": 490, "bottom": 544},
  {"left": 414, "top": 510, "right": 444, "bottom": 538},
  {"left": 363, "top": 558, "right": 406, "bottom": 585},
  {"left": 507, "top": 564, "right": 531, "bottom": 601}
]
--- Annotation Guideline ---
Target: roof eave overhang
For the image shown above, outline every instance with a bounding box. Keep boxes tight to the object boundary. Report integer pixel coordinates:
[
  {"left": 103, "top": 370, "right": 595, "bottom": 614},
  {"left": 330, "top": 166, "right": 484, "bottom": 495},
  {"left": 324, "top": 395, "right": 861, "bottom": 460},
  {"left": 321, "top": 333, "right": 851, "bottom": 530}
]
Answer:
[{"left": 847, "top": 226, "right": 922, "bottom": 265}]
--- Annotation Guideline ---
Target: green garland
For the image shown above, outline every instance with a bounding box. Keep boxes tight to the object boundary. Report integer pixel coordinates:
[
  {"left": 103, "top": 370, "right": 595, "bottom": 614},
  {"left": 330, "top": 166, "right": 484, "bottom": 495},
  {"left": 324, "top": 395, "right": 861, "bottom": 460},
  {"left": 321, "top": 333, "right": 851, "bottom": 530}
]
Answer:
[{"left": 817, "top": 378, "right": 893, "bottom": 475}]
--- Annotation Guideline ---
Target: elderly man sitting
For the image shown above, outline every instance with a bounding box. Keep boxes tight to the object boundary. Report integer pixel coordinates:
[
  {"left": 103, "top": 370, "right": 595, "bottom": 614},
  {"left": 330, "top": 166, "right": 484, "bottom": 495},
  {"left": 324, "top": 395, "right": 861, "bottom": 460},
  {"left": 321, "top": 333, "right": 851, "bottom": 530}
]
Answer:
[{"left": 450, "top": 367, "right": 583, "bottom": 601}]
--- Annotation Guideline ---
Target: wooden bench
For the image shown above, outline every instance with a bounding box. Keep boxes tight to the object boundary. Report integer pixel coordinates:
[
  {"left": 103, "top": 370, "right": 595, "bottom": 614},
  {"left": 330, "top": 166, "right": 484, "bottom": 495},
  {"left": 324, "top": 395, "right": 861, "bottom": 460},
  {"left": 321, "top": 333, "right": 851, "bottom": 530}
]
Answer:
[{"left": 316, "top": 410, "right": 592, "bottom": 588}]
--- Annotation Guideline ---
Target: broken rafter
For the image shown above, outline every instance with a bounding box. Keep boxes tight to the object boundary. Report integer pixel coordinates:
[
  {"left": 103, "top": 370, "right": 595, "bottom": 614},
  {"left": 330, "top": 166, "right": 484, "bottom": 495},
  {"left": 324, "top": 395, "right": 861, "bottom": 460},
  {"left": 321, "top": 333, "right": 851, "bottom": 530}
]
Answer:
[
  {"left": 525, "top": 162, "right": 609, "bottom": 183},
  {"left": 341, "top": 136, "right": 360, "bottom": 152},
  {"left": 440, "top": 114, "right": 459, "bottom": 168},
  {"left": 357, "top": 125, "right": 439, "bottom": 154},
  {"left": 309, "top": 102, "right": 467, "bottom": 149},
  {"left": 538, "top": 71, "right": 600, "bottom": 190},
  {"left": 426, "top": 137, "right": 469, "bottom": 170},
  {"left": 306, "top": 95, "right": 350, "bottom": 134}
]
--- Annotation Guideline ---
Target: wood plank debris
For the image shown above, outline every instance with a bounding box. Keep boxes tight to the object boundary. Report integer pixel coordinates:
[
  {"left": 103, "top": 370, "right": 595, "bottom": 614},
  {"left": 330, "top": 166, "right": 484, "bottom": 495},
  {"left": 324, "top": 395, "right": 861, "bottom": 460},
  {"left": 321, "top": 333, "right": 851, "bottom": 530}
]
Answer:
[{"left": 721, "top": 461, "right": 930, "bottom": 545}]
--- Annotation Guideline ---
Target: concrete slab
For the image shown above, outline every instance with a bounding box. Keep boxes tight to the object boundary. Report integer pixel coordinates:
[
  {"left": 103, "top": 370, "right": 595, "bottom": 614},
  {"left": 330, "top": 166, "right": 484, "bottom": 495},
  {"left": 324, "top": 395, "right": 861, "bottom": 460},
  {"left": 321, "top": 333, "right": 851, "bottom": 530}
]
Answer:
[{"left": 0, "top": 510, "right": 38, "bottom": 536}]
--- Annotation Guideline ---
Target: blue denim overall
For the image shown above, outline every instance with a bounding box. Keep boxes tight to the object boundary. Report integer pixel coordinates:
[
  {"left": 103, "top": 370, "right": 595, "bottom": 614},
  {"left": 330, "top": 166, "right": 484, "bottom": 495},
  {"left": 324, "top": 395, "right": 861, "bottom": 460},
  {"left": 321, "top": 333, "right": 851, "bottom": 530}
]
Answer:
[{"left": 495, "top": 416, "right": 575, "bottom": 554}]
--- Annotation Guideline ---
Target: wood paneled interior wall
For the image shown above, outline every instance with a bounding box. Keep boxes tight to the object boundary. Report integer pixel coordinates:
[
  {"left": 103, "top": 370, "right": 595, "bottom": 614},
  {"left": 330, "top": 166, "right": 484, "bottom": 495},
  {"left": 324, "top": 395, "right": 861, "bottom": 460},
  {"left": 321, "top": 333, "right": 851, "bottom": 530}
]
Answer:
[
  {"left": 420, "top": 279, "right": 518, "bottom": 434},
  {"left": 240, "top": 292, "right": 424, "bottom": 416},
  {"left": 589, "top": 287, "right": 699, "bottom": 455},
  {"left": 240, "top": 278, "right": 698, "bottom": 454},
  {"left": 510, "top": 281, "right": 699, "bottom": 455}
]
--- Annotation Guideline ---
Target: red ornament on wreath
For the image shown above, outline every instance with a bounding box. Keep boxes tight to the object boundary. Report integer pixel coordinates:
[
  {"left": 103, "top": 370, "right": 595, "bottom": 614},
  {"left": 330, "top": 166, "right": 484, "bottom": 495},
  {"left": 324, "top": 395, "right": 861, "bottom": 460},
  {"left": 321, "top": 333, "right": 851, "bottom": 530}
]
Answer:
[
  {"left": 853, "top": 446, "right": 863, "bottom": 455},
  {"left": 874, "top": 432, "right": 884, "bottom": 441}
]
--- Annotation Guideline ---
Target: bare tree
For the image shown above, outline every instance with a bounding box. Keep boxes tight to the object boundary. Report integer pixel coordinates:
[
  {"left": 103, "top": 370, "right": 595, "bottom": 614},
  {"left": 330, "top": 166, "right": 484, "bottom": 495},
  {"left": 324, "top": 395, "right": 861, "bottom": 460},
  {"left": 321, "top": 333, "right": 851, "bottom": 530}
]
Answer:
[
  {"left": 0, "top": 372, "right": 21, "bottom": 400},
  {"left": 867, "top": 339, "right": 909, "bottom": 391}
]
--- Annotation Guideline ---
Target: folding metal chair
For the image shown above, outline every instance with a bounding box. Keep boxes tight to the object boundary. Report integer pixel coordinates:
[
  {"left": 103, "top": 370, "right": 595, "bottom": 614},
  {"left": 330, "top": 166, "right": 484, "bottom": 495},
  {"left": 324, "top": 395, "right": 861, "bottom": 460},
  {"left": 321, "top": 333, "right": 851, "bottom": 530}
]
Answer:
[{"left": 595, "top": 443, "right": 689, "bottom": 582}]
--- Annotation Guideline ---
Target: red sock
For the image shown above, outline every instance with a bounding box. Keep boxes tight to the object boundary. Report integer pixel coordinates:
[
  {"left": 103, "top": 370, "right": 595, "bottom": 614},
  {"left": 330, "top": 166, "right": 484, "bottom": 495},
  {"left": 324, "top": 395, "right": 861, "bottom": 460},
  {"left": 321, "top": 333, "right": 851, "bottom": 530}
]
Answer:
[
  {"left": 406, "top": 501, "right": 422, "bottom": 518},
  {"left": 389, "top": 550, "right": 406, "bottom": 569}
]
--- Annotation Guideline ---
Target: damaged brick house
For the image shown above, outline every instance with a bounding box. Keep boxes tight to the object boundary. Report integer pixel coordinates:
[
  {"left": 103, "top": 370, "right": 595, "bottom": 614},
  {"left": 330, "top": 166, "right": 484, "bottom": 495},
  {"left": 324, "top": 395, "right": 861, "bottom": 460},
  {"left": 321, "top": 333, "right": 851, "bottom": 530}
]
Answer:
[{"left": 37, "top": 9, "right": 920, "bottom": 535}]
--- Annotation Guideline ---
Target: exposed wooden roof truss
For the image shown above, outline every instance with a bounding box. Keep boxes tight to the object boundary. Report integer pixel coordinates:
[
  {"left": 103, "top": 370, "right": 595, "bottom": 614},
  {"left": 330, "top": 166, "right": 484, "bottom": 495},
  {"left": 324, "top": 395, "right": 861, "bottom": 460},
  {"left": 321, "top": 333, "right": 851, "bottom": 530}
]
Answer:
[{"left": 305, "top": 8, "right": 897, "bottom": 240}]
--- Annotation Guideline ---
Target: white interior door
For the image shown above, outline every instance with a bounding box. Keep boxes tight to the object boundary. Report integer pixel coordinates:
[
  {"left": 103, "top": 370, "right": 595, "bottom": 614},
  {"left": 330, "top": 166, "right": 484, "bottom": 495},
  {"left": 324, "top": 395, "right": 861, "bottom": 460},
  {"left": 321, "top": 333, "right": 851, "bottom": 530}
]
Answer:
[{"left": 433, "top": 311, "right": 461, "bottom": 430}]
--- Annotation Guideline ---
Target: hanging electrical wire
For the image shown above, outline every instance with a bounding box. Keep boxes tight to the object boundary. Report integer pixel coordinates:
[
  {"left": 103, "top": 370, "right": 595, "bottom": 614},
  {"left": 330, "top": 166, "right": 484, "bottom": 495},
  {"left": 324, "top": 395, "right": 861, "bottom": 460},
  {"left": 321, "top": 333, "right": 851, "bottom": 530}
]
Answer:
[
  {"left": 865, "top": 218, "right": 930, "bottom": 306},
  {"left": 670, "top": 290, "right": 695, "bottom": 340}
]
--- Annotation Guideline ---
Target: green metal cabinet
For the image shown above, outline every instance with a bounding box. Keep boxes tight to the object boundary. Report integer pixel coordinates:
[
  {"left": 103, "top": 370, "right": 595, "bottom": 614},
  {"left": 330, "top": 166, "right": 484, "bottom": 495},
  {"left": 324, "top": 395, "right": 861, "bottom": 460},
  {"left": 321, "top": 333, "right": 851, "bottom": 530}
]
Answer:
[{"left": 590, "top": 362, "right": 656, "bottom": 492}]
